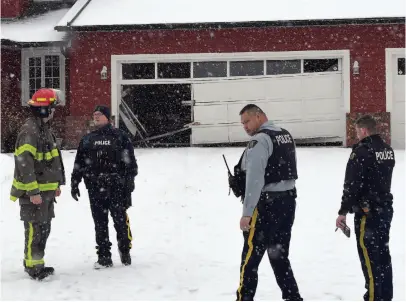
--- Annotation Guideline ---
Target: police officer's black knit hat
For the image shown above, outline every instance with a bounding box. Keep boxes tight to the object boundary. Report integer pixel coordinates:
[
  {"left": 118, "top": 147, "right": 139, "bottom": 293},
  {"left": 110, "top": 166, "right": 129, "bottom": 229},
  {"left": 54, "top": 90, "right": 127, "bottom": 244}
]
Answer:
[{"left": 94, "top": 105, "right": 111, "bottom": 119}]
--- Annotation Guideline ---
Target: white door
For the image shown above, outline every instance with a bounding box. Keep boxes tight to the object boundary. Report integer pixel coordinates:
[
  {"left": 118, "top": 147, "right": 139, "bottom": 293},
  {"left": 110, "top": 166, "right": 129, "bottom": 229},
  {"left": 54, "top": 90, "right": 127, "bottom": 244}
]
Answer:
[
  {"left": 391, "top": 56, "right": 405, "bottom": 149},
  {"left": 191, "top": 73, "right": 343, "bottom": 144}
]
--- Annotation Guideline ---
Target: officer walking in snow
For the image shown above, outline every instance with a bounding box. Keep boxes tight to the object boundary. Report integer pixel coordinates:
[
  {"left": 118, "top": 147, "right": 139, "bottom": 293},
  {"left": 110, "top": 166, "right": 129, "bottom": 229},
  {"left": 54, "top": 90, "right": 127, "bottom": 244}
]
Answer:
[
  {"left": 10, "top": 88, "right": 66, "bottom": 280},
  {"left": 228, "top": 104, "right": 303, "bottom": 301},
  {"left": 336, "top": 115, "right": 395, "bottom": 301},
  {"left": 71, "top": 105, "right": 138, "bottom": 269}
]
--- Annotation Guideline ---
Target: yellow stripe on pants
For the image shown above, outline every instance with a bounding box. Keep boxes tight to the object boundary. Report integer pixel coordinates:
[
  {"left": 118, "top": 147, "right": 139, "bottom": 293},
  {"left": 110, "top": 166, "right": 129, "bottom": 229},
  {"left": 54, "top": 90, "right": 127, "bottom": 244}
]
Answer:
[
  {"left": 237, "top": 208, "right": 259, "bottom": 301},
  {"left": 126, "top": 213, "right": 132, "bottom": 248},
  {"left": 25, "top": 222, "right": 44, "bottom": 267},
  {"left": 360, "top": 215, "right": 374, "bottom": 301}
]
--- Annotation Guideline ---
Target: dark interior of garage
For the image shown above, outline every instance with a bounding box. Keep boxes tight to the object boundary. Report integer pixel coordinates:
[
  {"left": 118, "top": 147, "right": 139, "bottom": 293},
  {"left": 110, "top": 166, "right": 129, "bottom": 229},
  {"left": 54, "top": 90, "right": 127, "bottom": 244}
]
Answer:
[{"left": 120, "top": 84, "right": 192, "bottom": 147}]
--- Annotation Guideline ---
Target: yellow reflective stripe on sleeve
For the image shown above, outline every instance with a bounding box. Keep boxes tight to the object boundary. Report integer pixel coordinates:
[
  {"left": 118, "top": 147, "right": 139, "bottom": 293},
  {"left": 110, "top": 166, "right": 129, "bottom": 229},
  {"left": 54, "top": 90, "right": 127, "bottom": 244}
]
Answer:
[
  {"left": 14, "top": 144, "right": 37, "bottom": 157},
  {"left": 10, "top": 195, "right": 18, "bottom": 202},
  {"left": 35, "top": 149, "right": 60, "bottom": 161},
  {"left": 12, "top": 179, "right": 59, "bottom": 192},
  {"left": 38, "top": 183, "right": 59, "bottom": 191},
  {"left": 12, "top": 179, "right": 39, "bottom": 191}
]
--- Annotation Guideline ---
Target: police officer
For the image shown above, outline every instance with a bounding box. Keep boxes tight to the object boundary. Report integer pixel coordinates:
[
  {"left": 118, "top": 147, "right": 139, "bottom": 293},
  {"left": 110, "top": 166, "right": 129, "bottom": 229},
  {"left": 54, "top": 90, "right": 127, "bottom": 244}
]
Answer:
[
  {"left": 336, "top": 115, "right": 395, "bottom": 301},
  {"left": 71, "top": 105, "right": 138, "bottom": 269},
  {"left": 228, "top": 104, "right": 303, "bottom": 301}
]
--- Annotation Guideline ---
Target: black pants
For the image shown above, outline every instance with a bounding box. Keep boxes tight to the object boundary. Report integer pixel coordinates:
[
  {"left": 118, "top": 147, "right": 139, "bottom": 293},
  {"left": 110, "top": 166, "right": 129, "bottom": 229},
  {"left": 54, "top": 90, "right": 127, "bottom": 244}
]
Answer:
[
  {"left": 236, "top": 191, "right": 302, "bottom": 301},
  {"left": 88, "top": 184, "right": 133, "bottom": 259},
  {"left": 354, "top": 206, "right": 393, "bottom": 301}
]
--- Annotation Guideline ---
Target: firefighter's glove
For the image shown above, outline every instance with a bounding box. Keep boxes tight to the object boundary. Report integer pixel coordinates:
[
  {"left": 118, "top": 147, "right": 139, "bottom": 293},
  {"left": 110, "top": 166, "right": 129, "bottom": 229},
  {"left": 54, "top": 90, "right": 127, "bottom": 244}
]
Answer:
[
  {"left": 71, "top": 187, "right": 80, "bottom": 201},
  {"left": 228, "top": 174, "right": 243, "bottom": 198}
]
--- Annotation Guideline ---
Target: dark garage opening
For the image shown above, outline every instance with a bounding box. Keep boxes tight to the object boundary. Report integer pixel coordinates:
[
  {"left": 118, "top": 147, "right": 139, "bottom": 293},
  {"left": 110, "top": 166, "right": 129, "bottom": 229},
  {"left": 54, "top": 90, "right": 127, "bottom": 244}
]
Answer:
[{"left": 120, "top": 84, "right": 192, "bottom": 147}]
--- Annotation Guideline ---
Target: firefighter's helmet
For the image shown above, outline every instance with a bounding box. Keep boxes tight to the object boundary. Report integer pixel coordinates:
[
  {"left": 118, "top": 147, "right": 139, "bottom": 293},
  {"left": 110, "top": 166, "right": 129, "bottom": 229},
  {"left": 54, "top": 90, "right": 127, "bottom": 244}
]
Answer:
[{"left": 28, "top": 88, "right": 64, "bottom": 107}]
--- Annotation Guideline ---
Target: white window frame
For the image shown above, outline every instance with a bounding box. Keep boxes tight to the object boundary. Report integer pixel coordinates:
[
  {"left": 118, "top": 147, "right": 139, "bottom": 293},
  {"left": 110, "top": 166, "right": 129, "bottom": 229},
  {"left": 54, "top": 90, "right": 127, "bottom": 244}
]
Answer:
[{"left": 21, "top": 47, "right": 66, "bottom": 106}]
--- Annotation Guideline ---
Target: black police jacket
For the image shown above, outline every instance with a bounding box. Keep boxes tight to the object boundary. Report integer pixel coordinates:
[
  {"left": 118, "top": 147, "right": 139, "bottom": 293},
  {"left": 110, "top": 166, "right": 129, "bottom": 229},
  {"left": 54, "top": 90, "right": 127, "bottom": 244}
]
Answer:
[
  {"left": 71, "top": 124, "right": 138, "bottom": 190},
  {"left": 338, "top": 134, "right": 395, "bottom": 215}
]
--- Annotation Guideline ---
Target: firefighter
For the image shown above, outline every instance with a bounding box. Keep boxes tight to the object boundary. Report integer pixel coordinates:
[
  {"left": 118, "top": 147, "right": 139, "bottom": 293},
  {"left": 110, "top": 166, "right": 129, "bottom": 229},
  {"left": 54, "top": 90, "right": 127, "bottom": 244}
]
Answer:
[
  {"left": 336, "top": 115, "right": 396, "bottom": 301},
  {"left": 10, "top": 88, "right": 66, "bottom": 281},
  {"left": 228, "top": 104, "right": 303, "bottom": 301},
  {"left": 71, "top": 105, "right": 138, "bottom": 269}
]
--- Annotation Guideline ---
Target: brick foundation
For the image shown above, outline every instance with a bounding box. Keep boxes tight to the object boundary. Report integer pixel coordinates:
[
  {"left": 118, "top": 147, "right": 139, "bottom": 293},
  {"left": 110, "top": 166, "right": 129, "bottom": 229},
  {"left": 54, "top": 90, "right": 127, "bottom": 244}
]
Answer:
[{"left": 346, "top": 112, "right": 391, "bottom": 147}]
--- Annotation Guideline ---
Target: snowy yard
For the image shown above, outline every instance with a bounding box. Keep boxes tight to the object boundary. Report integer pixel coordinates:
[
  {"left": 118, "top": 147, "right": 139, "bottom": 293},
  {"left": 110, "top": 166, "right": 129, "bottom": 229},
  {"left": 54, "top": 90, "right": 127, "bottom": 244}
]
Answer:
[{"left": 1, "top": 147, "right": 405, "bottom": 300}]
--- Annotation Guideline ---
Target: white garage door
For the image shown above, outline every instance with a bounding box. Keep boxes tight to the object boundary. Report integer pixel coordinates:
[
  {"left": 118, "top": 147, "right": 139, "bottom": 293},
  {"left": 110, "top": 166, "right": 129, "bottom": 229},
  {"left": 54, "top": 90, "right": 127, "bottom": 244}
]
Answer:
[
  {"left": 391, "top": 56, "right": 405, "bottom": 149},
  {"left": 191, "top": 68, "right": 343, "bottom": 144}
]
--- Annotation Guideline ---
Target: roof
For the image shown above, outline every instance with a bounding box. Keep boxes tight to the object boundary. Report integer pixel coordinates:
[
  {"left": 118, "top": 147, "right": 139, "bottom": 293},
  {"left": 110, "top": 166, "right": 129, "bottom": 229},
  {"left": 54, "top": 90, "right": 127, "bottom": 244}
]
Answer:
[
  {"left": 56, "top": 0, "right": 406, "bottom": 30},
  {"left": 1, "top": 8, "right": 69, "bottom": 43}
]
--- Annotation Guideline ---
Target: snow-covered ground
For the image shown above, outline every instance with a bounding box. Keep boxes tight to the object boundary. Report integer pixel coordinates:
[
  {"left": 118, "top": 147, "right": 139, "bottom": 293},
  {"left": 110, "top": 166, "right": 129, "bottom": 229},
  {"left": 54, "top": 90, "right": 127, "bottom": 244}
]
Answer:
[{"left": 1, "top": 147, "right": 405, "bottom": 300}]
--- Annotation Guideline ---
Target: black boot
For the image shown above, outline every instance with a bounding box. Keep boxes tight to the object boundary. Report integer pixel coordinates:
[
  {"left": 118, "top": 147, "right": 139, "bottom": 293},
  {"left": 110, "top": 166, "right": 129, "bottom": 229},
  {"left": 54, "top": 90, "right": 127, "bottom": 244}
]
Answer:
[
  {"left": 94, "top": 257, "right": 113, "bottom": 269},
  {"left": 119, "top": 250, "right": 131, "bottom": 266},
  {"left": 25, "top": 266, "right": 54, "bottom": 280}
]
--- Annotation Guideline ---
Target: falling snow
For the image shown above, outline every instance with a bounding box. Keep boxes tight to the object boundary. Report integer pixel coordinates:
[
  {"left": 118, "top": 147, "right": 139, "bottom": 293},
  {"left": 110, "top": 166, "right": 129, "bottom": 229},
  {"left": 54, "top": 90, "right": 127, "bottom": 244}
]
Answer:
[{"left": 1, "top": 148, "right": 405, "bottom": 300}]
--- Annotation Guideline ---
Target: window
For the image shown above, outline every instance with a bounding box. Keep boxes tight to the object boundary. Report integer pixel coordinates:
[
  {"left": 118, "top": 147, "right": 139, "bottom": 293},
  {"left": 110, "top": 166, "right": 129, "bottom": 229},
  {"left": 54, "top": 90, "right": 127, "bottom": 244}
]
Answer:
[
  {"left": 398, "top": 58, "right": 405, "bottom": 75},
  {"left": 230, "top": 61, "right": 264, "bottom": 77},
  {"left": 266, "top": 60, "right": 301, "bottom": 75},
  {"left": 22, "top": 48, "right": 65, "bottom": 106},
  {"left": 193, "top": 61, "right": 227, "bottom": 78},
  {"left": 158, "top": 62, "right": 191, "bottom": 78},
  {"left": 304, "top": 59, "right": 339, "bottom": 73},
  {"left": 122, "top": 63, "right": 155, "bottom": 79}
]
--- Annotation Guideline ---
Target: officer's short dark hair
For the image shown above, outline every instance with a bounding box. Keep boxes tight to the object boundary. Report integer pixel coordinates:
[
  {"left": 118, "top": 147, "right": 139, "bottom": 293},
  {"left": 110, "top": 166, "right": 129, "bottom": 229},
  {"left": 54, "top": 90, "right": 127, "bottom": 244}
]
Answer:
[
  {"left": 239, "top": 104, "right": 265, "bottom": 115},
  {"left": 355, "top": 115, "right": 377, "bottom": 133}
]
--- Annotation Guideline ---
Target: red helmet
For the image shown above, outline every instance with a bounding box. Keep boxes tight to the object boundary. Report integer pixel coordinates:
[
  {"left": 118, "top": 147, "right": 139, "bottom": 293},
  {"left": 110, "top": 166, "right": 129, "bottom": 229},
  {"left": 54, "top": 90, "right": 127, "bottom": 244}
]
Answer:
[{"left": 28, "top": 88, "right": 63, "bottom": 107}]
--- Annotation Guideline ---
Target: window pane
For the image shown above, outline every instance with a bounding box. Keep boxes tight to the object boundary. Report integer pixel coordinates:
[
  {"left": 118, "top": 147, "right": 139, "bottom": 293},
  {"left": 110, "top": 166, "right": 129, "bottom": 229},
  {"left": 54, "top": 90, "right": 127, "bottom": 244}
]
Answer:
[
  {"left": 29, "top": 57, "right": 41, "bottom": 67},
  {"left": 36, "top": 79, "right": 41, "bottom": 88},
  {"left": 266, "top": 60, "right": 301, "bottom": 75},
  {"left": 53, "top": 78, "right": 60, "bottom": 88},
  {"left": 45, "top": 55, "right": 59, "bottom": 67},
  {"left": 230, "top": 61, "right": 264, "bottom": 77},
  {"left": 29, "top": 79, "right": 36, "bottom": 89},
  {"left": 45, "top": 67, "right": 52, "bottom": 78},
  {"left": 53, "top": 67, "right": 59, "bottom": 77},
  {"left": 398, "top": 58, "right": 405, "bottom": 75},
  {"left": 29, "top": 58, "right": 36, "bottom": 67},
  {"left": 304, "top": 59, "right": 339, "bottom": 72},
  {"left": 122, "top": 63, "right": 155, "bottom": 79},
  {"left": 35, "top": 67, "right": 41, "bottom": 77},
  {"left": 29, "top": 67, "right": 35, "bottom": 78},
  {"left": 193, "top": 61, "right": 227, "bottom": 78},
  {"left": 45, "top": 78, "right": 52, "bottom": 87},
  {"left": 52, "top": 56, "right": 59, "bottom": 66},
  {"left": 158, "top": 62, "right": 191, "bottom": 78}
]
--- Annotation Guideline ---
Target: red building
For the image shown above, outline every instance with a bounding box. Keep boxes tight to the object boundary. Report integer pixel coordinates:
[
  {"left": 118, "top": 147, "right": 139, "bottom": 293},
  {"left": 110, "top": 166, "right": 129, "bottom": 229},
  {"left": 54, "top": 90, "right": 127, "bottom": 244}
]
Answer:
[{"left": 1, "top": 0, "right": 405, "bottom": 152}]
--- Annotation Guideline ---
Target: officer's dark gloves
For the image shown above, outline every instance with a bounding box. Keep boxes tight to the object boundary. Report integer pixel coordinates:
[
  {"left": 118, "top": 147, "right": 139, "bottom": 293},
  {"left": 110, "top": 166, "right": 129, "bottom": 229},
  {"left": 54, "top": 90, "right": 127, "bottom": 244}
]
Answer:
[
  {"left": 126, "top": 177, "right": 135, "bottom": 193},
  {"left": 71, "top": 187, "right": 80, "bottom": 201}
]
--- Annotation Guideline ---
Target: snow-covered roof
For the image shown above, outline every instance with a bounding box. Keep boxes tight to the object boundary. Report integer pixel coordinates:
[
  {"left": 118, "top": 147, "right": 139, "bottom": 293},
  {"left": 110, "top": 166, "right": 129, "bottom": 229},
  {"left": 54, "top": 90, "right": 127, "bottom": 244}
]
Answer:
[
  {"left": 56, "top": 0, "right": 405, "bottom": 28},
  {"left": 1, "top": 8, "right": 69, "bottom": 43}
]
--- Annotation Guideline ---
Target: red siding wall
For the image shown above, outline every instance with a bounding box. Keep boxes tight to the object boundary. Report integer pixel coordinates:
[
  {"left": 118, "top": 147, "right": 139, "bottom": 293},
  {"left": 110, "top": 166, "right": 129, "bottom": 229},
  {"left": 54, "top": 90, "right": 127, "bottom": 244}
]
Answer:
[
  {"left": 0, "top": 48, "right": 28, "bottom": 152},
  {"left": 68, "top": 24, "right": 405, "bottom": 116},
  {"left": 65, "top": 23, "right": 404, "bottom": 147},
  {"left": 1, "top": 0, "right": 31, "bottom": 18}
]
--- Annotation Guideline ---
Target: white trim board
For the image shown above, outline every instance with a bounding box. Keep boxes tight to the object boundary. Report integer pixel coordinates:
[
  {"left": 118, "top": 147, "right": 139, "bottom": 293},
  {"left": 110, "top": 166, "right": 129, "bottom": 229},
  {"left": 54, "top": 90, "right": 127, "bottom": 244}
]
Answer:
[
  {"left": 111, "top": 50, "right": 351, "bottom": 144},
  {"left": 385, "top": 48, "right": 406, "bottom": 112}
]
